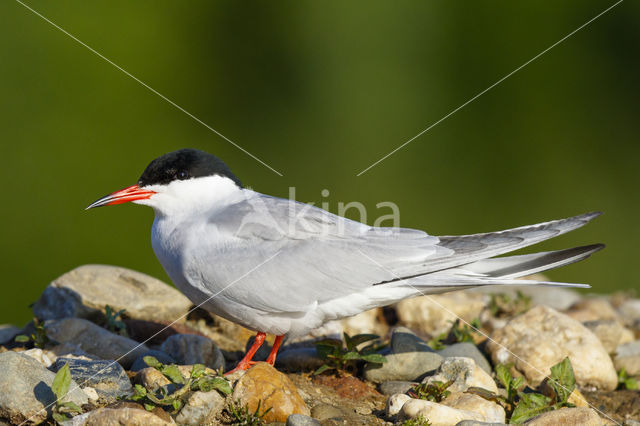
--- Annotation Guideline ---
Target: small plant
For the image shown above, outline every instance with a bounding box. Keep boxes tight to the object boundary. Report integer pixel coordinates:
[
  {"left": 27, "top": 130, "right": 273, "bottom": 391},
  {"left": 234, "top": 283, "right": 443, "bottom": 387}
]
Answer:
[
  {"left": 470, "top": 357, "right": 577, "bottom": 423},
  {"left": 408, "top": 380, "right": 453, "bottom": 402},
  {"left": 104, "top": 305, "right": 127, "bottom": 336},
  {"left": 228, "top": 399, "right": 272, "bottom": 426},
  {"left": 314, "top": 332, "right": 387, "bottom": 376},
  {"left": 489, "top": 291, "right": 531, "bottom": 318},
  {"left": 130, "top": 356, "right": 231, "bottom": 413},
  {"left": 401, "top": 414, "right": 431, "bottom": 426},
  {"left": 427, "top": 318, "right": 482, "bottom": 349},
  {"left": 51, "top": 363, "right": 83, "bottom": 423},
  {"left": 14, "top": 318, "right": 50, "bottom": 348},
  {"left": 617, "top": 368, "right": 639, "bottom": 390}
]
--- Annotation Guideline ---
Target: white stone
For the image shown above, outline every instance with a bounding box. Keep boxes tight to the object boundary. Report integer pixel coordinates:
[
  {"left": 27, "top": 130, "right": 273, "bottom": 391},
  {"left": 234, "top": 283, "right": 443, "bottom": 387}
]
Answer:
[
  {"left": 524, "top": 407, "right": 602, "bottom": 425},
  {"left": 386, "top": 393, "right": 412, "bottom": 417},
  {"left": 399, "top": 399, "right": 488, "bottom": 425},
  {"left": 487, "top": 306, "right": 617, "bottom": 390},
  {"left": 424, "top": 357, "right": 498, "bottom": 394},
  {"left": 22, "top": 348, "right": 56, "bottom": 368},
  {"left": 442, "top": 392, "right": 505, "bottom": 424}
]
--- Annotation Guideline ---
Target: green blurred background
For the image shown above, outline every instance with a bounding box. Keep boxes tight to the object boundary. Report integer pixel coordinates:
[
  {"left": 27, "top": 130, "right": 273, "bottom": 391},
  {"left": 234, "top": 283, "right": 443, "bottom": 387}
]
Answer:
[{"left": 1, "top": 1, "right": 638, "bottom": 326}]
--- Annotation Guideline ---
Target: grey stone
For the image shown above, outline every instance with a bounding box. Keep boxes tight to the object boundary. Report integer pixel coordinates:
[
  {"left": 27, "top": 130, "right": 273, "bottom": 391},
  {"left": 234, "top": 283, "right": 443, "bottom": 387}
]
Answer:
[
  {"left": 45, "top": 317, "right": 149, "bottom": 368},
  {"left": 275, "top": 347, "right": 324, "bottom": 372},
  {"left": 391, "top": 327, "right": 435, "bottom": 354},
  {"left": 33, "top": 264, "right": 192, "bottom": 322},
  {"left": 364, "top": 351, "right": 443, "bottom": 383},
  {"left": 584, "top": 319, "right": 634, "bottom": 354},
  {"left": 424, "top": 357, "right": 498, "bottom": 393},
  {"left": 68, "top": 406, "right": 172, "bottom": 425},
  {"left": 438, "top": 342, "right": 492, "bottom": 374},
  {"left": 456, "top": 421, "right": 507, "bottom": 426},
  {"left": 310, "top": 403, "right": 344, "bottom": 420},
  {"left": 523, "top": 407, "right": 601, "bottom": 425},
  {"left": 160, "top": 334, "right": 224, "bottom": 369},
  {"left": 130, "top": 350, "right": 176, "bottom": 372},
  {"left": 51, "top": 357, "right": 132, "bottom": 401},
  {"left": 379, "top": 380, "right": 417, "bottom": 395},
  {"left": 616, "top": 340, "right": 640, "bottom": 358},
  {"left": 0, "top": 324, "right": 20, "bottom": 344},
  {"left": 0, "top": 351, "right": 88, "bottom": 424},
  {"left": 287, "top": 414, "right": 321, "bottom": 426},
  {"left": 175, "top": 390, "right": 225, "bottom": 425}
]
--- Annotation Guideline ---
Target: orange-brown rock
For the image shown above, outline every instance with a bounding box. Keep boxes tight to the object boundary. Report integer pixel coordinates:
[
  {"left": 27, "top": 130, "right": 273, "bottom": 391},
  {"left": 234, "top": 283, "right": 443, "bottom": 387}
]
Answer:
[{"left": 232, "top": 362, "right": 310, "bottom": 422}]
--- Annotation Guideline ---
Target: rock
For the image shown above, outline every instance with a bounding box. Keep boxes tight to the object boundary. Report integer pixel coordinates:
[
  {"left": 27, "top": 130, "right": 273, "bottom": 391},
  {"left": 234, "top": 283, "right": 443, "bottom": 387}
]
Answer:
[
  {"left": 438, "top": 342, "right": 492, "bottom": 374},
  {"left": 45, "top": 317, "right": 149, "bottom": 368},
  {"left": 539, "top": 378, "right": 590, "bottom": 407},
  {"left": 442, "top": 392, "right": 506, "bottom": 424},
  {"left": 400, "top": 398, "right": 490, "bottom": 425},
  {"left": 130, "top": 350, "right": 176, "bottom": 372},
  {"left": 310, "top": 403, "right": 344, "bottom": 420},
  {"left": 380, "top": 380, "right": 417, "bottom": 395},
  {"left": 341, "top": 308, "right": 388, "bottom": 337},
  {"left": 174, "top": 390, "right": 225, "bottom": 425},
  {"left": 160, "top": 334, "right": 224, "bottom": 370},
  {"left": 565, "top": 298, "right": 619, "bottom": 322},
  {"left": 287, "top": 413, "right": 321, "bottom": 425},
  {"left": 22, "top": 348, "right": 56, "bottom": 367},
  {"left": 456, "top": 421, "right": 507, "bottom": 426},
  {"left": 232, "top": 362, "right": 310, "bottom": 422},
  {"left": 0, "top": 324, "right": 20, "bottom": 344},
  {"left": 71, "top": 406, "right": 172, "bottom": 425},
  {"left": 486, "top": 306, "right": 618, "bottom": 390},
  {"left": 51, "top": 357, "right": 132, "bottom": 401},
  {"left": 396, "top": 293, "right": 486, "bottom": 336},
  {"left": 386, "top": 393, "right": 412, "bottom": 417},
  {"left": 0, "top": 351, "right": 88, "bottom": 424},
  {"left": 32, "top": 264, "right": 192, "bottom": 322},
  {"left": 424, "top": 357, "right": 498, "bottom": 393},
  {"left": 617, "top": 299, "right": 640, "bottom": 324},
  {"left": 275, "top": 347, "right": 324, "bottom": 372},
  {"left": 391, "top": 327, "right": 436, "bottom": 353},
  {"left": 135, "top": 367, "right": 171, "bottom": 392},
  {"left": 523, "top": 407, "right": 602, "bottom": 425},
  {"left": 614, "top": 341, "right": 640, "bottom": 375},
  {"left": 364, "top": 351, "right": 443, "bottom": 383},
  {"left": 583, "top": 320, "right": 634, "bottom": 354}
]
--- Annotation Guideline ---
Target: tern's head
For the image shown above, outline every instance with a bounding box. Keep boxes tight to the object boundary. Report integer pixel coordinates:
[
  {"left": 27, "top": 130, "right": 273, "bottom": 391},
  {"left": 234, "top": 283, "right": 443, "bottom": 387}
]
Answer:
[{"left": 86, "top": 148, "right": 243, "bottom": 215}]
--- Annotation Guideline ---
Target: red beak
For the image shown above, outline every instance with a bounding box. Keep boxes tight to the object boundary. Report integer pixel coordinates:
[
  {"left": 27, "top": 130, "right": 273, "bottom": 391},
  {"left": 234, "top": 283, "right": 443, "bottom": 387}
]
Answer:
[{"left": 86, "top": 184, "right": 156, "bottom": 210}]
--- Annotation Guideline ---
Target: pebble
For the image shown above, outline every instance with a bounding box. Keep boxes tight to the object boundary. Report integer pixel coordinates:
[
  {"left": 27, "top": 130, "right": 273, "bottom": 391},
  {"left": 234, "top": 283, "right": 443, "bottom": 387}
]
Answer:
[
  {"left": 130, "top": 349, "right": 176, "bottom": 372},
  {"left": 232, "top": 362, "right": 310, "bottom": 422},
  {"left": 583, "top": 320, "right": 635, "bottom": 354},
  {"left": 364, "top": 351, "right": 443, "bottom": 383},
  {"left": 396, "top": 293, "right": 486, "bottom": 336},
  {"left": 160, "top": 334, "right": 224, "bottom": 370},
  {"left": 438, "top": 342, "right": 492, "bottom": 374},
  {"left": 391, "top": 326, "right": 436, "bottom": 353},
  {"left": 69, "top": 406, "right": 172, "bottom": 425},
  {"left": 0, "top": 351, "right": 88, "bottom": 424},
  {"left": 174, "top": 390, "right": 225, "bottom": 425},
  {"left": 424, "top": 357, "right": 498, "bottom": 394},
  {"left": 32, "top": 264, "right": 192, "bottom": 322},
  {"left": 379, "top": 380, "right": 417, "bottom": 395},
  {"left": 0, "top": 324, "right": 20, "bottom": 344},
  {"left": 486, "top": 306, "right": 618, "bottom": 390},
  {"left": 523, "top": 407, "right": 602, "bottom": 425},
  {"left": 45, "top": 317, "right": 149, "bottom": 368},
  {"left": 399, "top": 398, "right": 490, "bottom": 425},
  {"left": 287, "top": 413, "right": 321, "bottom": 425},
  {"left": 455, "top": 421, "right": 507, "bottom": 426},
  {"left": 22, "top": 348, "right": 56, "bottom": 367},
  {"left": 275, "top": 347, "right": 324, "bottom": 372},
  {"left": 442, "top": 392, "right": 505, "bottom": 424},
  {"left": 310, "top": 403, "right": 344, "bottom": 420},
  {"left": 617, "top": 299, "right": 640, "bottom": 325},
  {"left": 565, "top": 297, "right": 619, "bottom": 322},
  {"left": 51, "top": 357, "right": 132, "bottom": 401},
  {"left": 386, "top": 394, "right": 412, "bottom": 416},
  {"left": 614, "top": 340, "right": 640, "bottom": 376}
]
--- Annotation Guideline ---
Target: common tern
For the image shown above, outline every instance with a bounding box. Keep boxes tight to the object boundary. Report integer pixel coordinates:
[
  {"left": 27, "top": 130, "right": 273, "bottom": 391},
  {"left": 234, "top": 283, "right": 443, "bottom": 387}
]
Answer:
[{"left": 87, "top": 148, "right": 603, "bottom": 373}]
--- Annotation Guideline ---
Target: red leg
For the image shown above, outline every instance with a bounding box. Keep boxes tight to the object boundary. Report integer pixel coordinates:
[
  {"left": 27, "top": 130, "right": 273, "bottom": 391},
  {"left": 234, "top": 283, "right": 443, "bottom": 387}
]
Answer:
[
  {"left": 265, "top": 335, "right": 284, "bottom": 366},
  {"left": 225, "top": 332, "right": 266, "bottom": 375}
]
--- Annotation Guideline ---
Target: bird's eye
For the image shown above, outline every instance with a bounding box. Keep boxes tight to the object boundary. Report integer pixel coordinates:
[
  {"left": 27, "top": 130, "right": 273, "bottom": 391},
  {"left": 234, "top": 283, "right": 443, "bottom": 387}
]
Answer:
[{"left": 177, "top": 171, "right": 188, "bottom": 180}]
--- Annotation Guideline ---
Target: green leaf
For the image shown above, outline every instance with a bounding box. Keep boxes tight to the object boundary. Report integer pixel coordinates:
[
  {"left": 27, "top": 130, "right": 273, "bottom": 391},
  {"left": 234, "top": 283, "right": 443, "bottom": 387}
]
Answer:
[
  {"left": 52, "top": 412, "right": 69, "bottom": 423},
  {"left": 58, "top": 401, "right": 82, "bottom": 414},
  {"left": 342, "top": 351, "right": 363, "bottom": 360},
  {"left": 625, "top": 377, "right": 638, "bottom": 390},
  {"left": 347, "top": 333, "right": 380, "bottom": 348},
  {"left": 52, "top": 363, "right": 72, "bottom": 400},
  {"left": 313, "top": 364, "right": 332, "bottom": 375},
  {"left": 495, "top": 364, "right": 512, "bottom": 390},
  {"left": 510, "top": 393, "right": 552, "bottom": 423},
  {"left": 144, "top": 403, "right": 156, "bottom": 412},
  {"left": 343, "top": 332, "right": 354, "bottom": 351},
  {"left": 172, "top": 399, "right": 182, "bottom": 412},
  {"left": 160, "top": 365, "right": 185, "bottom": 384},
  {"left": 361, "top": 353, "right": 388, "bottom": 364},
  {"left": 134, "top": 384, "right": 147, "bottom": 397},
  {"left": 143, "top": 356, "right": 162, "bottom": 369},
  {"left": 14, "top": 334, "right": 29, "bottom": 343},
  {"left": 549, "top": 357, "right": 575, "bottom": 403},
  {"left": 193, "top": 376, "right": 232, "bottom": 395},
  {"left": 190, "top": 364, "right": 206, "bottom": 379},
  {"left": 316, "top": 343, "right": 339, "bottom": 360}
]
